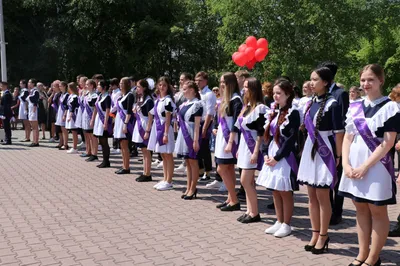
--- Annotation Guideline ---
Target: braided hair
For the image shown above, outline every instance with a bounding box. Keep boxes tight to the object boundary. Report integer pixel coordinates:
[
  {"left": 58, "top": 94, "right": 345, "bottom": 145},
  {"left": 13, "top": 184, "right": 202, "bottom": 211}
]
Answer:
[
  {"left": 264, "top": 80, "right": 295, "bottom": 144},
  {"left": 301, "top": 67, "right": 333, "bottom": 160}
]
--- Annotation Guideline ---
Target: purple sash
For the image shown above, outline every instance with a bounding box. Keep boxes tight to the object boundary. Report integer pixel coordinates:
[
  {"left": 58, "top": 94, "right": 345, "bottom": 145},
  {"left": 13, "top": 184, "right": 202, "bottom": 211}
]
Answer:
[
  {"left": 135, "top": 112, "right": 148, "bottom": 145},
  {"left": 219, "top": 115, "right": 238, "bottom": 157},
  {"left": 79, "top": 96, "right": 85, "bottom": 113},
  {"left": 84, "top": 96, "right": 94, "bottom": 118},
  {"left": 153, "top": 99, "right": 166, "bottom": 145},
  {"left": 95, "top": 98, "right": 113, "bottom": 134},
  {"left": 304, "top": 103, "right": 337, "bottom": 189},
  {"left": 60, "top": 94, "right": 68, "bottom": 112},
  {"left": 116, "top": 101, "right": 134, "bottom": 135},
  {"left": 270, "top": 117, "right": 298, "bottom": 174},
  {"left": 238, "top": 116, "right": 263, "bottom": 170},
  {"left": 51, "top": 94, "right": 59, "bottom": 112},
  {"left": 177, "top": 105, "right": 201, "bottom": 159},
  {"left": 349, "top": 101, "right": 395, "bottom": 182}
]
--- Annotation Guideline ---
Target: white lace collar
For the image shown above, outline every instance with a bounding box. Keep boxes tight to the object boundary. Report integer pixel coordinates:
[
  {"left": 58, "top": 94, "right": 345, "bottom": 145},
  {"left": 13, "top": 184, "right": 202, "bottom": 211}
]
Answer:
[{"left": 363, "top": 96, "right": 388, "bottom": 107}]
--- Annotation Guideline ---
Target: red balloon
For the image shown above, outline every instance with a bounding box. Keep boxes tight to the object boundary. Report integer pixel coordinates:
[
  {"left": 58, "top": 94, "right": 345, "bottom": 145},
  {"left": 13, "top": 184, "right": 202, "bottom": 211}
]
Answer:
[
  {"left": 257, "top": 38, "right": 269, "bottom": 49},
  {"left": 245, "top": 36, "right": 257, "bottom": 49},
  {"left": 244, "top": 47, "right": 255, "bottom": 61},
  {"left": 238, "top": 44, "right": 247, "bottom": 52},
  {"left": 255, "top": 48, "right": 268, "bottom": 62},
  {"left": 246, "top": 58, "right": 257, "bottom": 70},
  {"left": 232, "top": 52, "right": 240, "bottom": 61},
  {"left": 233, "top": 52, "right": 247, "bottom": 67}
]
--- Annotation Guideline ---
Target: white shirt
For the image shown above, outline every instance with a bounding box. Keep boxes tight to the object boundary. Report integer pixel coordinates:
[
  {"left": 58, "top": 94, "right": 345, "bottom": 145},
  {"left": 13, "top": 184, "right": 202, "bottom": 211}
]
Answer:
[{"left": 200, "top": 85, "right": 216, "bottom": 117}]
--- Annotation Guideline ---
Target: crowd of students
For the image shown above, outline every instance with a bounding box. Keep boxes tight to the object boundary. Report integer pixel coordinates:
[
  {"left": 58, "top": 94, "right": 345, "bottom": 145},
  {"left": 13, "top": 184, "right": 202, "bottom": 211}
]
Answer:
[{"left": 1, "top": 62, "right": 400, "bottom": 266}]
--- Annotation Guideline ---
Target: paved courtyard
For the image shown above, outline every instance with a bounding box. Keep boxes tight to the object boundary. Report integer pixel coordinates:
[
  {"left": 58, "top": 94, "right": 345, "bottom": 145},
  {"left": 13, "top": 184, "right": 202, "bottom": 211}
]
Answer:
[{"left": 0, "top": 129, "right": 399, "bottom": 266}]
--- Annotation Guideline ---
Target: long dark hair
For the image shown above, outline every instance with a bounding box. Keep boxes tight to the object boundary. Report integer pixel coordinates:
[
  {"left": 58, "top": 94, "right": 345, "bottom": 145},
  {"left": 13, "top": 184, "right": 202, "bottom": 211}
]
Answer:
[
  {"left": 157, "top": 76, "right": 174, "bottom": 100},
  {"left": 97, "top": 80, "right": 108, "bottom": 93},
  {"left": 301, "top": 67, "right": 333, "bottom": 159},
  {"left": 137, "top": 79, "right": 152, "bottom": 105},
  {"left": 264, "top": 79, "right": 294, "bottom": 144}
]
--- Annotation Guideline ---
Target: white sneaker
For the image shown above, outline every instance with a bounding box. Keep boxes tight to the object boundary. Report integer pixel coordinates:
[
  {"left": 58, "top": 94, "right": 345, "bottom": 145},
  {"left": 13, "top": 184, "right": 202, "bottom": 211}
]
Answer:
[
  {"left": 265, "top": 221, "right": 282, "bottom": 234},
  {"left": 77, "top": 142, "right": 85, "bottom": 149},
  {"left": 110, "top": 148, "right": 121, "bottom": 154},
  {"left": 174, "top": 163, "right": 186, "bottom": 172},
  {"left": 67, "top": 148, "right": 78, "bottom": 154},
  {"left": 153, "top": 181, "right": 166, "bottom": 189},
  {"left": 218, "top": 182, "right": 228, "bottom": 192},
  {"left": 156, "top": 161, "right": 163, "bottom": 168},
  {"left": 156, "top": 182, "right": 173, "bottom": 191},
  {"left": 151, "top": 159, "right": 160, "bottom": 166},
  {"left": 274, "top": 223, "right": 292, "bottom": 238},
  {"left": 206, "top": 180, "right": 222, "bottom": 189},
  {"left": 49, "top": 138, "right": 55, "bottom": 143},
  {"left": 98, "top": 145, "right": 102, "bottom": 151}
]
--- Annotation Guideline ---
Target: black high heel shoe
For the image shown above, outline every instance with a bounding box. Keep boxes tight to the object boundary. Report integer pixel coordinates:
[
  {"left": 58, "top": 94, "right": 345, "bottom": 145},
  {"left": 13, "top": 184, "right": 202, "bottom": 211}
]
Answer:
[
  {"left": 304, "top": 230, "right": 319, "bottom": 252},
  {"left": 184, "top": 189, "right": 197, "bottom": 200},
  {"left": 181, "top": 193, "right": 187, "bottom": 199},
  {"left": 311, "top": 234, "right": 330, "bottom": 254},
  {"left": 363, "top": 257, "right": 381, "bottom": 266}
]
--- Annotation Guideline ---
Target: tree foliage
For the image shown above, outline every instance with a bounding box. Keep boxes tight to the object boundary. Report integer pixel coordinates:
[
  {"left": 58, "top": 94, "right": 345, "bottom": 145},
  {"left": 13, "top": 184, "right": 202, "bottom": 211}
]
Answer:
[{"left": 3, "top": 0, "right": 400, "bottom": 91}]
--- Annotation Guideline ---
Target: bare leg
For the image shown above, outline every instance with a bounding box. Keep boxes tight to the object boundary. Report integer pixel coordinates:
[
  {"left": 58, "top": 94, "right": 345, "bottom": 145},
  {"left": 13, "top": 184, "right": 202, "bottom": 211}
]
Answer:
[
  {"left": 352, "top": 201, "right": 371, "bottom": 264},
  {"left": 188, "top": 158, "right": 199, "bottom": 194},
  {"left": 241, "top": 169, "right": 258, "bottom": 216},
  {"left": 161, "top": 154, "right": 168, "bottom": 182},
  {"left": 90, "top": 134, "right": 98, "bottom": 156},
  {"left": 23, "top": 120, "right": 31, "bottom": 140},
  {"left": 72, "top": 131, "right": 78, "bottom": 149},
  {"left": 364, "top": 204, "right": 389, "bottom": 265},
  {"left": 184, "top": 158, "right": 192, "bottom": 195},
  {"left": 61, "top": 127, "right": 68, "bottom": 147},
  {"left": 307, "top": 186, "right": 320, "bottom": 246},
  {"left": 218, "top": 164, "right": 238, "bottom": 205},
  {"left": 273, "top": 191, "right": 283, "bottom": 222},
  {"left": 164, "top": 153, "right": 174, "bottom": 183},
  {"left": 120, "top": 140, "right": 130, "bottom": 170},
  {"left": 142, "top": 148, "right": 151, "bottom": 176},
  {"left": 315, "top": 188, "right": 331, "bottom": 249},
  {"left": 281, "top": 191, "right": 294, "bottom": 225}
]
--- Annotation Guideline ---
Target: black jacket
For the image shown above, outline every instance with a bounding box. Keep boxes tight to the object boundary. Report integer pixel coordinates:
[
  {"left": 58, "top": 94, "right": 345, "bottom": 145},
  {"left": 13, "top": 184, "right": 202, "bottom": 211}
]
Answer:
[{"left": 0, "top": 90, "right": 13, "bottom": 118}]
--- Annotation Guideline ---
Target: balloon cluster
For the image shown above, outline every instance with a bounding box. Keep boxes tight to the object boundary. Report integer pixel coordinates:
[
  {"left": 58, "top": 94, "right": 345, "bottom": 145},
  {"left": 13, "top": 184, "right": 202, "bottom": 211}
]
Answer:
[{"left": 232, "top": 36, "right": 269, "bottom": 70}]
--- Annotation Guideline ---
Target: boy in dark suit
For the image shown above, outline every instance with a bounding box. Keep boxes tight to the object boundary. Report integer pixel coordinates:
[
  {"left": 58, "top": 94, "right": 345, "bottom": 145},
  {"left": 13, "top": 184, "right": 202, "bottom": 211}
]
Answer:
[{"left": 0, "top": 81, "right": 13, "bottom": 144}]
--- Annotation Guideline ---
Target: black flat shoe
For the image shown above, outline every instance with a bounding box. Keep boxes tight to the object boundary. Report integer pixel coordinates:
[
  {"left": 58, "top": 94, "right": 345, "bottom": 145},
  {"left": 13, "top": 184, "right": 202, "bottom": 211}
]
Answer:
[
  {"left": 115, "top": 168, "right": 123, "bottom": 174},
  {"left": 80, "top": 153, "right": 91, "bottom": 157},
  {"left": 136, "top": 175, "right": 152, "bottom": 182},
  {"left": 237, "top": 213, "right": 248, "bottom": 222},
  {"left": 86, "top": 155, "right": 98, "bottom": 162},
  {"left": 97, "top": 162, "right": 110, "bottom": 168},
  {"left": 240, "top": 214, "right": 261, "bottom": 224},
  {"left": 115, "top": 168, "right": 130, "bottom": 175},
  {"left": 216, "top": 202, "right": 228, "bottom": 209},
  {"left": 311, "top": 234, "right": 330, "bottom": 254},
  {"left": 220, "top": 203, "right": 240, "bottom": 212},
  {"left": 2, "top": 142, "right": 12, "bottom": 145},
  {"left": 349, "top": 258, "right": 365, "bottom": 266}
]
